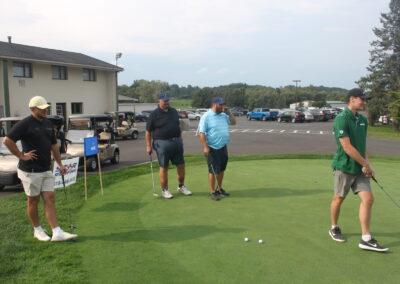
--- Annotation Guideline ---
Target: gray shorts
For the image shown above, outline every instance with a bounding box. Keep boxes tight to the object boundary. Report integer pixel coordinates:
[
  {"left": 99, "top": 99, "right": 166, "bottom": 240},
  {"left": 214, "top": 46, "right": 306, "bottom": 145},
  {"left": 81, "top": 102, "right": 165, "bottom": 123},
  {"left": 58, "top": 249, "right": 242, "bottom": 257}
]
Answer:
[
  {"left": 333, "top": 170, "right": 371, "bottom": 197},
  {"left": 153, "top": 138, "right": 185, "bottom": 168},
  {"left": 17, "top": 169, "right": 54, "bottom": 197}
]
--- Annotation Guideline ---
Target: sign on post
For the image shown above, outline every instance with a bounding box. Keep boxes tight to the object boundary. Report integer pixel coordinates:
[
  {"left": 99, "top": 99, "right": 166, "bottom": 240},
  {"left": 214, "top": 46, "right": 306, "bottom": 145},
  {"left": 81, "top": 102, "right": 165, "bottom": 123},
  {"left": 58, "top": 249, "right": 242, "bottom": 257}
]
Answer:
[
  {"left": 53, "top": 157, "right": 80, "bottom": 188},
  {"left": 84, "top": 136, "right": 98, "bottom": 156}
]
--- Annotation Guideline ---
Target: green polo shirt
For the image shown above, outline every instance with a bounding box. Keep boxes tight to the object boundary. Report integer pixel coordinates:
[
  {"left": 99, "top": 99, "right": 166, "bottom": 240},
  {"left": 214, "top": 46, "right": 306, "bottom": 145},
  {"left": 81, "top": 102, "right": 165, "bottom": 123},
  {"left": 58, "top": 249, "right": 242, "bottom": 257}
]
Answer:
[{"left": 331, "top": 108, "right": 368, "bottom": 175}]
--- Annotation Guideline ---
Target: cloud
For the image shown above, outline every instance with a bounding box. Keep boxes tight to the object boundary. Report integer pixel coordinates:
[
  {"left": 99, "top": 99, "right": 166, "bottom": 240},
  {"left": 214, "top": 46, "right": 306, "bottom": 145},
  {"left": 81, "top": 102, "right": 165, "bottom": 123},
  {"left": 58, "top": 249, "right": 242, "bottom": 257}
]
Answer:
[
  {"left": 217, "top": 67, "right": 229, "bottom": 74},
  {"left": 197, "top": 67, "right": 208, "bottom": 73}
]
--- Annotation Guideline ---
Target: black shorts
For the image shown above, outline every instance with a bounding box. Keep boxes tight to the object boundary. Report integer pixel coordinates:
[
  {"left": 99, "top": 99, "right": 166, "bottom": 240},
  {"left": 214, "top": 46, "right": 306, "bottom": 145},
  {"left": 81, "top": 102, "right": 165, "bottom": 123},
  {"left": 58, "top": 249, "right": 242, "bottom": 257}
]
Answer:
[
  {"left": 207, "top": 146, "right": 228, "bottom": 174},
  {"left": 153, "top": 138, "right": 185, "bottom": 168}
]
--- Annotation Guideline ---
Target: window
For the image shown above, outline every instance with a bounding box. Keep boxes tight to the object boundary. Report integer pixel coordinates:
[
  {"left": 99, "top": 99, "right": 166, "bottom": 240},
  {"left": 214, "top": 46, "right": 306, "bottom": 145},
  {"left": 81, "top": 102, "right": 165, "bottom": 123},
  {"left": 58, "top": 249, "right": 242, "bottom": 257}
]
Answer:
[
  {"left": 83, "top": 69, "right": 96, "bottom": 81},
  {"left": 52, "top": 65, "right": 67, "bottom": 80},
  {"left": 13, "top": 62, "right": 32, "bottom": 78},
  {"left": 71, "top": 102, "right": 83, "bottom": 114}
]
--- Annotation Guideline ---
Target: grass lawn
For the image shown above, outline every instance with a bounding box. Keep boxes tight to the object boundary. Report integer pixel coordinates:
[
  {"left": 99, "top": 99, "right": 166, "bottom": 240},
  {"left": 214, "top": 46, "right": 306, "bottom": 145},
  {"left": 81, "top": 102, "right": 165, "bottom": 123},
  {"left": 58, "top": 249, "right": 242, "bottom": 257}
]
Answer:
[
  {"left": 171, "top": 98, "right": 193, "bottom": 110},
  {"left": 368, "top": 125, "right": 400, "bottom": 141},
  {"left": 1, "top": 155, "right": 399, "bottom": 283}
]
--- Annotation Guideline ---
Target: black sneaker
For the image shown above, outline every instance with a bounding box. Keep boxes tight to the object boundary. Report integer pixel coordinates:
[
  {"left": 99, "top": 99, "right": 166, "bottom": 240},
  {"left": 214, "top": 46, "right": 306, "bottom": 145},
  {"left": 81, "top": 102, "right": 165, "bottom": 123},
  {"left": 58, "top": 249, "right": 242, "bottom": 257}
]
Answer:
[
  {"left": 359, "top": 239, "right": 389, "bottom": 252},
  {"left": 210, "top": 192, "right": 220, "bottom": 201},
  {"left": 329, "top": 226, "right": 346, "bottom": 242},
  {"left": 216, "top": 188, "right": 230, "bottom": 196}
]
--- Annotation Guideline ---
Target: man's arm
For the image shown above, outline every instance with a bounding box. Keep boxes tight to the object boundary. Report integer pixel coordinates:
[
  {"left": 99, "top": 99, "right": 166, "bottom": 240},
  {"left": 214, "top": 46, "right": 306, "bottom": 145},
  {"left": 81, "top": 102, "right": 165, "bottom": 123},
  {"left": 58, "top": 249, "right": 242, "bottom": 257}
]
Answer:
[
  {"left": 145, "top": 130, "right": 152, "bottom": 155},
  {"left": 3, "top": 137, "right": 37, "bottom": 161},
  {"left": 198, "top": 133, "right": 210, "bottom": 156},
  {"left": 224, "top": 108, "right": 237, "bottom": 125},
  {"left": 51, "top": 143, "right": 66, "bottom": 175},
  {"left": 339, "top": 137, "right": 374, "bottom": 176}
]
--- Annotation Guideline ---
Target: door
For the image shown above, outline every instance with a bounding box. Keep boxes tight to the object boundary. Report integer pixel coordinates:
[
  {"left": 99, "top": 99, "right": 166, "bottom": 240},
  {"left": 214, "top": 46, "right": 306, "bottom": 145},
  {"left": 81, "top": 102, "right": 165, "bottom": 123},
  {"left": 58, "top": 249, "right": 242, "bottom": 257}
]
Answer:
[{"left": 56, "top": 103, "right": 67, "bottom": 129}]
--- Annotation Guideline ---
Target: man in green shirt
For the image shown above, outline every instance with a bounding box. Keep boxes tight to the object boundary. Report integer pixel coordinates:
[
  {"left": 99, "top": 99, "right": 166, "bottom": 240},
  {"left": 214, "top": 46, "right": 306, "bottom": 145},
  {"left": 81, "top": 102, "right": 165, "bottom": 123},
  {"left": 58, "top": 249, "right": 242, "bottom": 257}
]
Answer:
[{"left": 329, "top": 88, "right": 388, "bottom": 252}]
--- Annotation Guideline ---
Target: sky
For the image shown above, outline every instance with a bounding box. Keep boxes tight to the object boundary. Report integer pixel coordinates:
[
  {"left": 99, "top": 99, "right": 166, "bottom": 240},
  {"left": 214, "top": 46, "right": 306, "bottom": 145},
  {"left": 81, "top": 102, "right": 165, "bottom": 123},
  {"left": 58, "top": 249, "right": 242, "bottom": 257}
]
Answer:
[{"left": 1, "top": 0, "right": 391, "bottom": 89}]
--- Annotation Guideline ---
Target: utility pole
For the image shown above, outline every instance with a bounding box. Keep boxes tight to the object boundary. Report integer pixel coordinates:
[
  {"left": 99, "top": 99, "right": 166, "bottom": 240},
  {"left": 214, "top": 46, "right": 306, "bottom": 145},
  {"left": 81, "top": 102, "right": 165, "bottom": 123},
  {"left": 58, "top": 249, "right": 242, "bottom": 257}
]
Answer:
[
  {"left": 115, "top": 52, "right": 122, "bottom": 111},
  {"left": 293, "top": 80, "right": 301, "bottom": 107}
]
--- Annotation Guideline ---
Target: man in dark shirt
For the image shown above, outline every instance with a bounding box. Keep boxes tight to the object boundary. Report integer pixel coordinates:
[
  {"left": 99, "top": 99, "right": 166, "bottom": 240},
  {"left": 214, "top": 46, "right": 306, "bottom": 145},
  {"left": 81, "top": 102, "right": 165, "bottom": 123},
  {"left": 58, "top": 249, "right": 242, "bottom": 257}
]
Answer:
[
  {"left": 145, "top": 93, "right": 192, "bottom": 199},
  {"left": 3, "top": 96, "right": 78, "bottom": 242}
]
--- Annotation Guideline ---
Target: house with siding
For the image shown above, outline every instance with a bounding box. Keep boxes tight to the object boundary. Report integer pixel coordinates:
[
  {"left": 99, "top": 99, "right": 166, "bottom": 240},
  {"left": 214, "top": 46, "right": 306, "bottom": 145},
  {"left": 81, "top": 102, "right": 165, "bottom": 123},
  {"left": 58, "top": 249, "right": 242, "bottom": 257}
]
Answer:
[{"left": 0, "top": 39, "right": 123, "bottom": 120}]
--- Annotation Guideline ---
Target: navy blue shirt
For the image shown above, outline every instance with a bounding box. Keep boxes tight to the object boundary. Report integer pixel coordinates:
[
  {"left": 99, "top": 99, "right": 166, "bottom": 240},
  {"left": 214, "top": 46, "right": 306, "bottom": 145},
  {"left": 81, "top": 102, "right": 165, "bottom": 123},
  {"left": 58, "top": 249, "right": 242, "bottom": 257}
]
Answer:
[
  {"left": 7, "top": 115, "right": 57, "bottom": 172},
  {"left": 146, "top": 107, "right": 181, "bottom": 139}
]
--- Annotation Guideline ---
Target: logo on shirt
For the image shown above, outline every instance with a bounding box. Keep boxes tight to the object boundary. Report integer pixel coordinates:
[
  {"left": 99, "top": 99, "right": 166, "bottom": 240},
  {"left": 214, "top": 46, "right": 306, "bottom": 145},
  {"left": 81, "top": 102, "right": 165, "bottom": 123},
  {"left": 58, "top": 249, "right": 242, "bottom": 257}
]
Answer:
[
  {"left": 339, "top": 130, "right": 344, "bottom": 134},
  {"left": 360, "top": 123, "right": 365, "bottom": 126}
]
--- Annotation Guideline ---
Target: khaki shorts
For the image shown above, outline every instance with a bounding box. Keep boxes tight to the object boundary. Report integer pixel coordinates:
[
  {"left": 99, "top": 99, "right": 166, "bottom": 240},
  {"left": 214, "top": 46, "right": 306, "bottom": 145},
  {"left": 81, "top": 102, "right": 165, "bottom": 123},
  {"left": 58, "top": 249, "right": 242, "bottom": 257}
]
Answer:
[
  {"left": 17, "top": 169, "right": 55, "bottom": 197},
  {"left": 333, "top": 170, "right": 371, "bottom": 197}
]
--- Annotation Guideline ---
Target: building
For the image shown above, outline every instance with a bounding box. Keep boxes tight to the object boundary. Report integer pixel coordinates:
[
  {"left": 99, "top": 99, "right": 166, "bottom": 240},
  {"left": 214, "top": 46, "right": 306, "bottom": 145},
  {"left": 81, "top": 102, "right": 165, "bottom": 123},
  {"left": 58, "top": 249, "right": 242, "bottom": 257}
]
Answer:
[
  {"left": 0, "top": 39, "right": 123, "bottom": 120},
  {"left": 326, "top": 101, "right": 346, "bottom": 109},
  {"left": 289, "top": 100, "right": 314, "bottom": 109}
]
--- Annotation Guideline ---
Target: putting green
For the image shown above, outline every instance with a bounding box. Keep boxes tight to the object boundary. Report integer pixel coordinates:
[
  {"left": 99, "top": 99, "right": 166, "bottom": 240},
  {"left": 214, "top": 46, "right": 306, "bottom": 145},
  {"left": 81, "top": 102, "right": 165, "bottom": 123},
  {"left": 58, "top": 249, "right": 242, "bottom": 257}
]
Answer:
[{"left": 73, "top": 159, "right": 399, "bottom": 283}]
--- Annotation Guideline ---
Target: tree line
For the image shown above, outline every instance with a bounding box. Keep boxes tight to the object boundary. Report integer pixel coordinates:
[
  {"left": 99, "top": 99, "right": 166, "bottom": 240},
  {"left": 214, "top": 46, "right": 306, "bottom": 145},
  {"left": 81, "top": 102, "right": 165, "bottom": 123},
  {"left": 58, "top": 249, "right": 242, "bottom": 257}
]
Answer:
[{"left": 118, "top": 80, "right": 347, "bottom": 110}]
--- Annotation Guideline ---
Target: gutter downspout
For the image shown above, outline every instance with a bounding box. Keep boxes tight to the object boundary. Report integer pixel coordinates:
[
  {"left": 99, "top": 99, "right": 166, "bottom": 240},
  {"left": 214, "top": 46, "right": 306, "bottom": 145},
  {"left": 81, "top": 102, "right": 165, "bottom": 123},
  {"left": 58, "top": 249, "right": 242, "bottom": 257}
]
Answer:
[{"left": 2, "top": 59, "right": 10, "bottom": 117}]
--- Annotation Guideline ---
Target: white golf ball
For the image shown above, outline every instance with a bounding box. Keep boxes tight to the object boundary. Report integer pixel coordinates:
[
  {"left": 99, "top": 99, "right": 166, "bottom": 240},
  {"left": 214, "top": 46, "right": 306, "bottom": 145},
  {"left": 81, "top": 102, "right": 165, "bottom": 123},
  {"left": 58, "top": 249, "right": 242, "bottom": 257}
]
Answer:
[
  {"left": 244, "top": 237, "right": 249, "bottom": 242},
  {"left": 258, "top": 239, "right": 264, "bottom": 244}
]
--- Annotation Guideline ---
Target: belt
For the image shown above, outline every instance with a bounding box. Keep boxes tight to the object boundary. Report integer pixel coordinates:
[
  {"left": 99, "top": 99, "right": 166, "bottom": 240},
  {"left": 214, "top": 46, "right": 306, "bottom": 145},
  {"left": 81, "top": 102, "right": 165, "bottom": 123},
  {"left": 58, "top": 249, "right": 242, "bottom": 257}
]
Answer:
[
  {"left": 20, "top": 168, "right": 49, "bottom": 173},
  {"left": 159, "top": 137, "right": 180, "bottom": 141}
]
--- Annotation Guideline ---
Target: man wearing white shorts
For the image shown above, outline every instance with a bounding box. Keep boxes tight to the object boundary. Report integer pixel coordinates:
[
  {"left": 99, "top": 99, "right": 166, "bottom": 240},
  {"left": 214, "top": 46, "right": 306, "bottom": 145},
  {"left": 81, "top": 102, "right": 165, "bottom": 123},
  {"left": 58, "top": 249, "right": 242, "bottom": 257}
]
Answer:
[{"left": 3, "top": 96, "right": 77, "bottom": 242}]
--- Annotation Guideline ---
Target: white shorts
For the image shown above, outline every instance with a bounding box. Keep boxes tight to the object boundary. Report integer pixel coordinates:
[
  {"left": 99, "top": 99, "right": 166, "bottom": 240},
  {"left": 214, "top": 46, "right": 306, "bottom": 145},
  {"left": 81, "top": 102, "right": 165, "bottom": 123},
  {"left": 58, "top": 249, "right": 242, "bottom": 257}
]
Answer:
[{"left": 17, "top": 169, "right": 55, "bottom": 197}]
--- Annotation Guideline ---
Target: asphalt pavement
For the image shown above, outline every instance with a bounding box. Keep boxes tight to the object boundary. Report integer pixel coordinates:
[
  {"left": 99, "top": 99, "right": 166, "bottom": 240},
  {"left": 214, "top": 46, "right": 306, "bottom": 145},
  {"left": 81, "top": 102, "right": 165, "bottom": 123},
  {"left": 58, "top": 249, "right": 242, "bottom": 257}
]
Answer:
[{"left": 1, "top": 117, "right": 399, "bottom": 196}]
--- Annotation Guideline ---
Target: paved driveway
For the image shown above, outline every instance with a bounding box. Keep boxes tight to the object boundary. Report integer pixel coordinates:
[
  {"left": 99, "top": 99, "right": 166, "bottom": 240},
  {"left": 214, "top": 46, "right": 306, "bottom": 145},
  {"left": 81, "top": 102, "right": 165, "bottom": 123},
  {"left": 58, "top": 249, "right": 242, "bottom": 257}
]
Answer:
[{"left": 1, "top": 117, "right": 399, "bottom": 196}]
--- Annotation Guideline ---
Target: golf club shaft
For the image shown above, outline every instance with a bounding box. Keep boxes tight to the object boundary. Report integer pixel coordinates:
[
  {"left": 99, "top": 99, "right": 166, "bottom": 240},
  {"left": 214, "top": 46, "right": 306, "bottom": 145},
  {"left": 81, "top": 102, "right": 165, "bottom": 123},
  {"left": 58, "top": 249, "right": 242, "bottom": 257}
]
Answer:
[
  {"left": 61, "top": 175, "right": 74, "bottom": 228},
  {"left": 372, "top": 176, "right": 400, "bottom": 208},
  {"left": 206, "top": 154, "right": 221, "bottom": 190},
  {"left": 149, "top": 154, "right": 157, "bottom": 196}
]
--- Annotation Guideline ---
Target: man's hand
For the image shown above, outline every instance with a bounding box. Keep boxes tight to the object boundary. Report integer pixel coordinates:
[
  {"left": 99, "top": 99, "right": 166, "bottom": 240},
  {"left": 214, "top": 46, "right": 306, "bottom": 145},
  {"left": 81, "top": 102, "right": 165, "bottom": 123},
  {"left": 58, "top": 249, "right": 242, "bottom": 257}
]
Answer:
[
  {"left": 59, "top": 165, "right": 67, "bottom": 176},
  {"left": 362, "top": 162, "right": 375, "bottom": 177},
  {"left": 203, "top": 146, "right": 210, "bottom": 156},
  {"left": 20, "top": 150, "right": 37, "bottom": 161},
  {"left": 146, "top": 145, "right": 152, "bottom": 155}
]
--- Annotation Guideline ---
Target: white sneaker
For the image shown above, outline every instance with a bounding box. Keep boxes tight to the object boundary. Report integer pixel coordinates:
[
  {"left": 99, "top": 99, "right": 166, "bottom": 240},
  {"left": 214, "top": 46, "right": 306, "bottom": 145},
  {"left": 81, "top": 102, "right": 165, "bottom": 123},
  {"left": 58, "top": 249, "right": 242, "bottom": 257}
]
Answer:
[
  {"left": 51, "top": 230, "right": 78, "bottom": 242},
  {"left": 34, "top": 230, "right": 51, "bottom": 242},
  {"left": 177, "top": 185, "right": 192, "bottom": 196},
  {"left": 162, "top": 189, "right": 173, "bottom": 199}
]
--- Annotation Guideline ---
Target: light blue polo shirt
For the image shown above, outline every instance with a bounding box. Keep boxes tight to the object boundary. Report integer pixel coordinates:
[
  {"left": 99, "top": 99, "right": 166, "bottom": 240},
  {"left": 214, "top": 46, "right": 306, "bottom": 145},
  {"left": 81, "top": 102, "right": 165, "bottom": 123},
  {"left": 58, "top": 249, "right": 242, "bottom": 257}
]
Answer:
[{"left": 198, "top": 109, "right": 231, "bottom": 150}]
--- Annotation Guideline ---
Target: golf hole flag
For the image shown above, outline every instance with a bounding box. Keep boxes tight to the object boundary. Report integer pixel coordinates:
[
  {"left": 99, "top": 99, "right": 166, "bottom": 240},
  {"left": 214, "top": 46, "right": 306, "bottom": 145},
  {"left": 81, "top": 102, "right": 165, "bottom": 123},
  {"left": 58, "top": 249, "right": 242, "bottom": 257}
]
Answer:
[{"left": 53, "top": 157, "right": 80, "bottom": 188}]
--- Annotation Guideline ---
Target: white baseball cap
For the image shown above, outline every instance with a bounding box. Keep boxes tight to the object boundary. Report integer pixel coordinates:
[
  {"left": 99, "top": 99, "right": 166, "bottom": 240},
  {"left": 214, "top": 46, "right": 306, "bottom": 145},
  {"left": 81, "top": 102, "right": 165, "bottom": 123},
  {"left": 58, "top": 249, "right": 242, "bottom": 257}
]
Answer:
[{"left": 29, "top": 96, "right": 50, "bottom": 109}]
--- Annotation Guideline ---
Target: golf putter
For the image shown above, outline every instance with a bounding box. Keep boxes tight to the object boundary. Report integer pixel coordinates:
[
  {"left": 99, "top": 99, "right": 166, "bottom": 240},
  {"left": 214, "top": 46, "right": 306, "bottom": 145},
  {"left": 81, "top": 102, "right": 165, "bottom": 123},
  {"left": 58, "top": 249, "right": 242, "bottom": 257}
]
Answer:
[
  {"left": 372, "top": 176, "right": 400, "bottom": 208},
  {"left": 61, "top": 175, "right": 76, "bottom": 230},
  {"left": 149, "top": 154, "right": 159, "bottom": 197}
]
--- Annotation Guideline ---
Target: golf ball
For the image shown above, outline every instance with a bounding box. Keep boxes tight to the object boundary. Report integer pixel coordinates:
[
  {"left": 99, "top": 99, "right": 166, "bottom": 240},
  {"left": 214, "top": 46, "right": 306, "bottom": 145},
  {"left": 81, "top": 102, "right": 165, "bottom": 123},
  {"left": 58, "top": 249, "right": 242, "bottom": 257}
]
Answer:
[
  {"left": 244, "top": 237, "right": 249, "bottom": 242},
  {"left": 258, "top": 239, "right": 264, "bottom": 244}
]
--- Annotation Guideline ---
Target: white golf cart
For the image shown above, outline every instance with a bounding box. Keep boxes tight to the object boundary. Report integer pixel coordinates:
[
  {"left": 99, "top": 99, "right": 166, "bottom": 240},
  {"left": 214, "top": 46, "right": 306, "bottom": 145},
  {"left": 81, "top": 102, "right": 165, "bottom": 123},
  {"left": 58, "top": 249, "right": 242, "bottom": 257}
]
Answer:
[
  {"left": 108, "top": 111, "right": 139, "bottom": 140},
  {"left": 66, "top": 114, "right": 120, "bottom": 171}
]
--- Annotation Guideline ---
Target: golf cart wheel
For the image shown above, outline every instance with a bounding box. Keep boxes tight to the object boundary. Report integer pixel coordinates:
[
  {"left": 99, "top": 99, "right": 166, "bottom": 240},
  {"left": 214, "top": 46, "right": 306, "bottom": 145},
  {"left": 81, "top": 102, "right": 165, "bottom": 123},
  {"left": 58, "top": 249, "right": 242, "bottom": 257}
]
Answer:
[
  {"left": 247, "top": 116, "right": 251, "bottom": 120},
  {"left": 131, "top": 131, "right": 139, "bottom": 140},
  {"left": 111, "top": 151, "right": 120, "bottom": 164},
  {"left": 196, "top": 116, "right": 200, "bottom": 120},
  {"left": 262, "top": 116, "right": 266, "bottom": 121},
  {"left": 87, "top": 157, "right": 98, "bottom": 171}
]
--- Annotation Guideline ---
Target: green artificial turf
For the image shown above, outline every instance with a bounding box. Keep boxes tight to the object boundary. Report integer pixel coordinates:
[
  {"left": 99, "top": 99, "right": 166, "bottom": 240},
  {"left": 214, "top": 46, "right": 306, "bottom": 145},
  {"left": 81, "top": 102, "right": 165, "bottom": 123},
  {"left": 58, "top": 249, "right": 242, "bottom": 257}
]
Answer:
[
  {"left": 1, "top": 155, "right": 399, "bottom": 284},
  {"left": 368, "top": 125, "right": 400, "bottom": 141}
]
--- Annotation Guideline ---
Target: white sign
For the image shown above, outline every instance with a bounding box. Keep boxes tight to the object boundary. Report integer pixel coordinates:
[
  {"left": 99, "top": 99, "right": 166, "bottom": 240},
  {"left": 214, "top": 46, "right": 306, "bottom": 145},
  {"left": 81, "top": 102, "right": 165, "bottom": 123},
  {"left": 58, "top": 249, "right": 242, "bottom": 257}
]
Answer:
[{"left": 53, "top": 157, "right": 80, "bottom": 188}]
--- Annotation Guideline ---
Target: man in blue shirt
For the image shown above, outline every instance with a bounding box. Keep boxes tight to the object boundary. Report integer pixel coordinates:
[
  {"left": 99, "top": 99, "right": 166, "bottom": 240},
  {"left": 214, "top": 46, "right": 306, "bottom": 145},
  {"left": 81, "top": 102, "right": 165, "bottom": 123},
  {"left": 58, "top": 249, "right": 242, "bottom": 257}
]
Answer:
[{"left": 198, "top": 97, "right": 236, "bottom": 201}]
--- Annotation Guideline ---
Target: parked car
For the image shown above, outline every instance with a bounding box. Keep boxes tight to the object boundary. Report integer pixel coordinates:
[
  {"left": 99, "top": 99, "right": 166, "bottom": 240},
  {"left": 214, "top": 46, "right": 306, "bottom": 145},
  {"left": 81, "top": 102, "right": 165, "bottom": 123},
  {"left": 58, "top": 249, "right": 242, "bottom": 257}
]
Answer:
[
  {"left": 66, "top": 114, "right": 120, "bottom": 171},
  {"left": 0, "top": 115, "right": 70, "bottom": 190},
  {"left": 309, "top": 109, "right": 329, "bottom": 122},
  {"left": 277, "top": 110, "right": 305, "bottom": 123},
  {"left": 302, "top": 110, "right": 314, "bottom": 122},
  {"left": 247, "top": 108, "right": 279, "bottom": 121},
  {"left": 108, "top": 111, "right": 139, "bottom": 140},
  {"left": 177, "top": 110, "right": 188, "bottom": 119},
  {"left": 187, "top": 111, "right": 202, "bottom": 120}
]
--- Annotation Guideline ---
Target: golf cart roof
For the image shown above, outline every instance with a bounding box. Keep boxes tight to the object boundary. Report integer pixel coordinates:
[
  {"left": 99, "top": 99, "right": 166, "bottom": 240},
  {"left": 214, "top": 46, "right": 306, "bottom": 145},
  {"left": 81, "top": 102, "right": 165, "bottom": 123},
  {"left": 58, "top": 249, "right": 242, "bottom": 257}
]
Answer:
[
  {"left": 0, "top": 116, "right": 22, "bottom": 122},
  {"left": 69, "top": 114, "right": 113, "bottom": 121},
  {"left": 109, "top": 111, "right": 135, "bottom": 115},
  {"left": 47, "top": 115, "right": 64, "bottom": 128}
]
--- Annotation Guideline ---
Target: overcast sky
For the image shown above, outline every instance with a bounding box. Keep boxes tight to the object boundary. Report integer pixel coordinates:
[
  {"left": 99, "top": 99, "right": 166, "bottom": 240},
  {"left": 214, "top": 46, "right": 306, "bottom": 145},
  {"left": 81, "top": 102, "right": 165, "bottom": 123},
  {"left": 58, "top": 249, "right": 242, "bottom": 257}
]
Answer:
[{"left": 1, "top": 0, "right": 391, "bottom": 89}]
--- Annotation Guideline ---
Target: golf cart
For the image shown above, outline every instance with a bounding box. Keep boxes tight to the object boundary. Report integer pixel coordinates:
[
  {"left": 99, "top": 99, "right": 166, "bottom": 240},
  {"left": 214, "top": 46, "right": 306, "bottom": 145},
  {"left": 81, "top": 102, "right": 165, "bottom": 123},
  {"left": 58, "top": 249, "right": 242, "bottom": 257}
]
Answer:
[
  {"left": 108, "top": 111, "right": 139, "bottom": 140},
  {"left": 66, "top": 114, "right": 120, "bottom": 171},
  {"left": 0, "top": 115, "right": 70, "bottom": 190}
]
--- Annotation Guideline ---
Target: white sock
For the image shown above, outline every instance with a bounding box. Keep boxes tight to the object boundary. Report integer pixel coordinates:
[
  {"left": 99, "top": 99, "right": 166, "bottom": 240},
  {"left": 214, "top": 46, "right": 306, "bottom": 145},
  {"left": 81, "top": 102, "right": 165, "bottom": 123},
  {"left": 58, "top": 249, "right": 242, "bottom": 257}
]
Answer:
[
  {"left": 52, "top": 226, "right": 62, "bottom": 234},
  {"left": 34, "top": 226, "right": 43, "bottom": 232},
  {"left": 331, "top": 225, "right": 338, "bottom": 229},
  {"left": 362, "top": 234, "right": 372, "bottom": 242}
]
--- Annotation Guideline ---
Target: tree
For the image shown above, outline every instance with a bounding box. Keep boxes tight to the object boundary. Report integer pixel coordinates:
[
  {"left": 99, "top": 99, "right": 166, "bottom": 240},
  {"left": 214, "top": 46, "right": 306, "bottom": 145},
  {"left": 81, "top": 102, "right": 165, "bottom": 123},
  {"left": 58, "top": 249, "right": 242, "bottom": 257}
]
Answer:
[
  {"left": 192, "top": 88, "right": 215, "bottom": 108},
  {"left": 357, "top": 0, "right": 400, "bottom": 128}
]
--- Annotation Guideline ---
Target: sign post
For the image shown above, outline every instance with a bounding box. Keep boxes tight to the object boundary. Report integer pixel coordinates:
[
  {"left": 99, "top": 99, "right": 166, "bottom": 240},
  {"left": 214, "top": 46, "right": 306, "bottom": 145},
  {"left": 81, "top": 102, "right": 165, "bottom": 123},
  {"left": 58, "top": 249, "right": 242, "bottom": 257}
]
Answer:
[{"left": 84, "top": 136, "right": 103, "bottom": 200}]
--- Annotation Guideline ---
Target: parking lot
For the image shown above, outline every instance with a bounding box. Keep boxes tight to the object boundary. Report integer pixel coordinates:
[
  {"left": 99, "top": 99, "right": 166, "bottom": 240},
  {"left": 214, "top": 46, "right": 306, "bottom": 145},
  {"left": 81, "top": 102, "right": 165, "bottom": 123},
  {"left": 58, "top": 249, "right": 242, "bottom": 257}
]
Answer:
[{"left": 1, "top": 116, "right": 399, "bottom": 197}]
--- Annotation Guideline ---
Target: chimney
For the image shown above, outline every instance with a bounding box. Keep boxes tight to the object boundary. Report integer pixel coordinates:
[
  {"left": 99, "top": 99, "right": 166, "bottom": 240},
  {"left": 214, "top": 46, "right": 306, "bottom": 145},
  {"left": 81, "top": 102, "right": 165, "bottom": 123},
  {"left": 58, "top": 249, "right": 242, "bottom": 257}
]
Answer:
[{"left": 8, "top": 36, "right": 12, "bottom": 43}]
